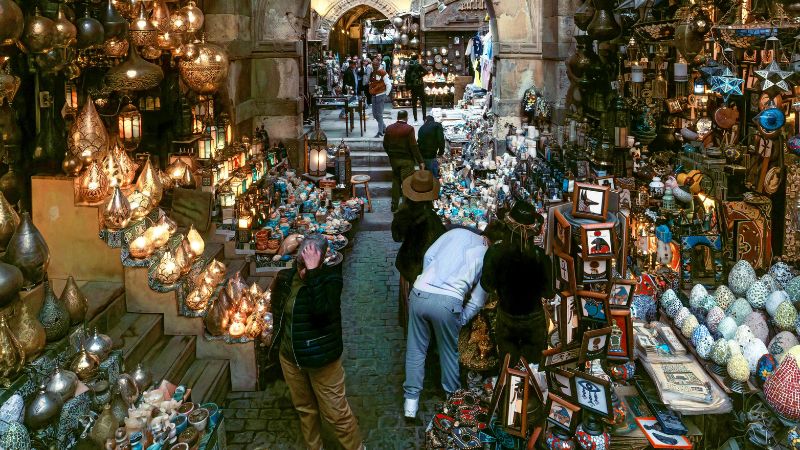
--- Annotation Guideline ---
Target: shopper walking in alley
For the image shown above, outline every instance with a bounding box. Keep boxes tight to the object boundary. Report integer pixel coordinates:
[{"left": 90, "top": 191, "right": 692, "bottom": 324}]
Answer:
[
  {"left": 270, "top": 234, "right": 365, "bottom": 450},
  {"left": 404, "top": 54, "right": 427, "bottom": 123},
  {"left": 360, "top": 58, "right": 373, "bottom": 106},
  {"left": 417, "top": 115, "right": 445, "bottom": 177},
  {"left": 369, "top": 56, "right": 392, "bottom": 137},
  {"left": 391, "top": 170, "right": 446, "bottom": 326},
  {"left": 384, "top": 110, "right": 423, "bottom": 212},
  {"left": 402, "top": 228, "right": 490, "bottom": 419}
]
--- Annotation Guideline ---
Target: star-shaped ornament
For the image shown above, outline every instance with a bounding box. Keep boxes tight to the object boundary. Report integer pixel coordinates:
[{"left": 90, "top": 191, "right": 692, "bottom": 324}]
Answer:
[
  {"left": 755, "top": 60, "right": 793, "bottom": 97},
  {"left": 710, "top": 67, "right": 744, "bottom": 102},
  {"left": 699, "top": 59, "right": 724, "bottom": 81}
]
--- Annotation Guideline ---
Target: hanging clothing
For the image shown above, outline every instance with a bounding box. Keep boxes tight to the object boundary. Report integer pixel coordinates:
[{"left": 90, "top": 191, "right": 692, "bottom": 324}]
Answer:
[{"left": 473, "top": 59, "right": 482, "bottom": 89}]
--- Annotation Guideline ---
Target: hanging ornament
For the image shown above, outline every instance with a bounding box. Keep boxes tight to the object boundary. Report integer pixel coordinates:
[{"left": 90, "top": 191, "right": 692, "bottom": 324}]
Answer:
[
  {"left": 710, "top": 67, "right": 744, "bottom": 102},
  {"left": 755, "top": 60, "right": 794, "bottom": 98},
  {"left": 178, "top": 36, "right": 229, "bottom": 94},
  {"left": 21, "top": 8, "right": 55, "bottom": 54},
  {"left": 76, "top": 10, "right": 104, "bottom": 50},
  {"left": 150, "top": 0, "right": 171, "bottom": 32},
  {"left": 130, "top": 1, "right": 158, "bottom": 47},
  {"left": 68, "top": 95, "right": 109, "bottom": 160},
  {"left": 101, "top": 0, "right": 128, "bottom": 40},
  {"left": 181, "top": 0, "right": 204, "bottom": 33},
  {"left": 105, "top": 44, "right": 164, "bottom": 92},
  {"left": 52, "top": 5, "right": 77, "bottom": 49},
  {"left": 169, "top": 9, "right": 189, "bottom": 33},
  {"left": 0, "top": 0, "right": 23, "bottom": 47},
  {"left": 112, "top": 0, "right": 139, "bottom": 20}
]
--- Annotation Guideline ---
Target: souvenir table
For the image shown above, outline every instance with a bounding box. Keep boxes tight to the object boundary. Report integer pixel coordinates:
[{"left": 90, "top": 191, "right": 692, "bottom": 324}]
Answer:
[{"left": 311, "top": 95, "right": 367, "bottom": 137}]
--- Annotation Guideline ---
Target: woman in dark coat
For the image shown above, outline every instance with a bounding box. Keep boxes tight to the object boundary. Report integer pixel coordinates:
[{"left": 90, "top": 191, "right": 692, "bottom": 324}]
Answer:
[{"left": 392, "top": 170, "right": 445, "bottom": 327}]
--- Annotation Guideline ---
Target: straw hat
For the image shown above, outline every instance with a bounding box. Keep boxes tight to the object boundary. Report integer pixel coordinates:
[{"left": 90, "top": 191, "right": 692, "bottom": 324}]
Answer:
[{"left": 402, "top": 170, "right": 440, "bottom": 202}]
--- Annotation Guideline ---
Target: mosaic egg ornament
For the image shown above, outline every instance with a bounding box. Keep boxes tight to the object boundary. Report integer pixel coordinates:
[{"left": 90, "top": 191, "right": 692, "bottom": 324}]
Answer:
[
  {"left": 631, "top": 295, "right": 657, "bottom": 322},
  {"left": 691, "top": 325, "right": 711, "bottom": 347},
  {"left": 728, "top": 340, "right": 744, "bottom": 358},
  {"left": 735, "top": 324, "right": 755, "bottom": 345},
  {"left": 746, "top": 280, "right": 771, "bottom": 310},
  {"left": 776, "top": 302, "right": 798, "bottom": 331},
  {"left": 729, "top": 260, "right": 758, "bottom": 296},
  {"left": 0, "top": 394, "right": 24, "bottom": 433},
  {"left": 744, "top": 311, "right": 770, "bottom": 345},
  {"left": 681, "top": 315, "right": 700, "bottom": 338},
  {"left": 674, "top": 307, "right": 691, "bottom": 327},
  {"left": 788, "top": 277, "right": 800, "bottom": 303},
  {"left": 770, "top": 331, "right": 800, "bottom": 363},
  {"left": 690, "top": 284, "right": 709, "bottom": 308},
  {"left": 714, "top": 285, "right": 737, "bottom": 311},
  {"left": 661, "top": 289, "right": 681, "bottom": 315},
  {"left": 706, "top": 306, "right": 726, "bottom": 334},
  {"left": 760, "top": 274, "right": 779, "bottom": 294},
  {"left": 756, "top": 354, "right": 777, "bottom": 386},
  {"left": 770, "top": 262, "right": 796, "bottom": 290},
  {"left": 744, "top": 339, "right": 769, "bottom": 373},
  {"left": 0, "top": 421, "right": 31, "bottom": 449},
  {"left": 727, "top": 354, "right": 751, "bottom": 382},
  {"left": 767, "top": 291, "right": 791, "bottom": 317},
  {"left": 711, "top": 338, "right": 732, "bottom": 366},
  {"left": 697, "top": 333, "right": 715, "bottom": 360},
  {"left": 764, "top": 345, "right": 800, "bottom": 420},
  {"left": 718, "top": 317, "right": 738, "bottom": 340},
  {"left": 728, "top": 298, "right": 754, "bottom": 325}
]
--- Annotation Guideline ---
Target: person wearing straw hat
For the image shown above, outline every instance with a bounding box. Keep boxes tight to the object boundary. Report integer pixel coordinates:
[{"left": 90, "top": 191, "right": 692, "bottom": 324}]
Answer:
[
  {"left": 480, "top": 200, "right": 553, "bottom": 365},
  {"left": 392, "top": 170, "right": 446, "bottom": 328}
]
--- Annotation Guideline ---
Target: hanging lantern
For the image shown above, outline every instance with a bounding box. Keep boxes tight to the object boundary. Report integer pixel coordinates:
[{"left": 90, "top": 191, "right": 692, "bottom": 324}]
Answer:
[
  {"left": 64, "top": 83, "right": 78, "bottom": 116},
  {"left": 129, "top": 2, "right": 158, "bottom": 47},
  {"left": 112, "top": 0, "right": 139, "bottom": 20},
  {"left": 117, "top": 102, "right": 142, "bottom": 150},
  {"left": 335, "top": 140, "right": 351, "bottom": 187},
  {"left": 306, "top": 121, "right": 328, "bottom": 177},
  {"left": 150, "top": 0, "right": 171, "bottom": 32},
  {"left": 169, "top": 9, "right": 189, "bottom": 33},
  {"left": 106, "top": 45, "right": 164, "bottom": 92},
  {"left": 21, "top": 8, "right": 55, "bottom": 54},
  {"left": 113, "top": 144, "right": 137, "bottom": 186},
  {"left": 0, "top": 0, "right": 24, "bottom": 47},
  {"left": 70, "top": 94, "right": 109, "bottom": 160},
  {"left": 156, "top": 30, "right": 182, "bottom": 51},
  {"left": 154, "top": 250, "right": 180, "bottom": 284},
  {"left": 166, "top": 158, "right": 188, "bottom": 181},
  {"left": 181, "top": 0, "right": 204, "bottom": 33},
  {"left": 139, "top": 94, "right": 161, "bottom": 112},
  {"left": 198, "top": 131, "right": 214, "bottom": 159},
  {"left": 52, "top": 5, "right": 77, "bottom": 49},
  {"left": 140, "top": 45, "right": 162, "bottom": 60},
  {"left": 611, "top": 95, "right": 630, "bottom": 148},
  {"left": 136, "top": 157, "right": 163, "bottom": 205},
  {"left": 186, "top": 225, "right": 204, "bottom": 257},
  {"left": 178, "top": 37, "right": 230, "bottom": 95},
  {"left": 127, "top": 190, "right": 152, "bottom": 220},
  {"left": 76, "top": 10, "right": 104, "bottom": 50},
  {"left": 101, "top": 152, "right": 124, "bottom": 187},
  {"left": 103, "top": 38, "right": 129, "bottom": 58},
  {"left": 103, "top": 186, "right": 131, "bottom": 230},
  {"left": 101, "top": 0, "right": 129, "bottom": 41},
  {"left": 219, "top": 183, "right": 235, "bottom": 207},
  {"left": 180, "top": 166, "right": 196, "bottom": 189},
  {"left": 79, "top": 161, "right": 110, "bottom": 204}
]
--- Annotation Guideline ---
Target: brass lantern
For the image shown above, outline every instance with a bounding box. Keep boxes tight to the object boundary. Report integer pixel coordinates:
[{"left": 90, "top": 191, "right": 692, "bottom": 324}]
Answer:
[
  {"left": 197, "top": 130, "right": 214, "bottom": 159},
  {"left": 64, "top": 82, "right": 78, "bottom": 116},
  {"left": 118, "top": 102, "right": 142, "bottom": 150},
  {"left": 335, "top": 139, "right": 351, "bottom": 187},
  {"left": 150, "top": 0, "right": 171, "bottom": 32},
  {"left": 180, "top": 0, "right": 204, "bottom": 33},
  {"left": 178, "top": 37, "right": 230, "bottom": 95},
  {"left": 306, "top": 121, "right": 328, "bottom": 177},
  {"left": 129, "top": 2, "right": 158, "bottom": 48},
  {"left": 154, "top": 250, "right": 181, "bottom": 285},
  {"left": 79, "top": 161, "right": 110, "bottom": 204},
  {"left": 105, "top": 44, "right": 164, "bottom": 92},
  {"left": 101, "top": 151, "right": 123, "bottom": 187},
  {"left": 69, "top": 95, "right": 108, "bottom": 160},
  {"left": 166, "top": 158, "right": 188, "bottom": 182},
  {"left": 136, "top": 157, "right": 163, "bottom": 205}
]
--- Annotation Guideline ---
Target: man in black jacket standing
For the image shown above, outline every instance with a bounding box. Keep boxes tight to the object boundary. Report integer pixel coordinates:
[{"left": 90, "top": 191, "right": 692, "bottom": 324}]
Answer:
[
  {"left": 405, "top": 54, "right": 427, "bottom": 123},
  {"left": 270, "top": 234, "right": 364, "bottom": 450},
  {"left": 417, "top": 116, "right": 445, "bottom": 177},
  {"left": 342, "top": 59, "right": 360, "bottom": 96}
]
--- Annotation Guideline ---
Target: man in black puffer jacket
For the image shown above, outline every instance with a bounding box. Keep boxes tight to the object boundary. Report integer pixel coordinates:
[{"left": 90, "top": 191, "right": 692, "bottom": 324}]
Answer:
[{"left": 269, "top": 234, "right": 364, "bottom": 450}]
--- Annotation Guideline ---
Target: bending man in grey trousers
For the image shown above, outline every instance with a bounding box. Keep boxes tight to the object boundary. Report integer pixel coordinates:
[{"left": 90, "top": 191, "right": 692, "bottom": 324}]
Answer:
[{"left": 402, "top": 228, "right": 489, "bottom": 419}]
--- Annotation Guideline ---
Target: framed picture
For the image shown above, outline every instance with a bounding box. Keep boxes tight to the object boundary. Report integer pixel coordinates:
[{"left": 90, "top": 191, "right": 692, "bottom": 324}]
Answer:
[
  {"left": 608, "top": 309, "right": 634, "bottom": 360},
  {"left": 608, "top": 278, "right": 637, "bottom": 308},
  {"left": 572, "top": 182, "right": 610, "bottom": 220},
  {"left": 553, "top": 209, "right": 571, "bottom": 254},
  {"left": 547, "top": 368, "right": 576, "bottom": 402},
  {"left": 577, "top": 290, "right": 610, "bottom": 324},
  {"left": 572, "top": 371, "right": 612, "bottom": 418},
  {"left": 488, "top": 353, "right": 512, "bottom": 420},
  {"left": 541, "top": 345, "right": 580, "bottom": 370},
  {"left": 581, "top": 257, "right": 612, "bottom": 284},
  {"left": 579, "top": 326, "right": 612, "bottom": 363},
  {"left": 555, "top": 250, "right": 577, "bottom": 294},
  {"left": 635, "top": 417, "right": 694, "bottom": 449},
  {"left": 556, "top": 291, "right": 578, "bottom": 347},
  {"left": 596, "top": 176, "right": 615, "bottom": 190},
  {"left": 546, "top": 393, "right": 581, "bottom": 432},
  {"left": 581, "top": 223, "right": 615, "bottom": 260},
  {"left": 503, "top": 367, "right": 530, "bottom": 438}
]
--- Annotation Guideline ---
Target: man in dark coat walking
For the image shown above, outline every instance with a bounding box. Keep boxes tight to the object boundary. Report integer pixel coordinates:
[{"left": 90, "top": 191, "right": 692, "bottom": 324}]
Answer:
[
  {"left": 404, "top": 54, "right": 427, "bottom": 123},
  {"left": 417, "top": 115, "right": 445, "bottom": 177},
  {"left": 384, "top": 110, "right": 423, "bottom": 212}
]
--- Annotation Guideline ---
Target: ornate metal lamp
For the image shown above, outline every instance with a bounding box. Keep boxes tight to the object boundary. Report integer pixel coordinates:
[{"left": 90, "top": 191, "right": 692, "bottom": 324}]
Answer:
[
  {"left": 306, "top": 119, "right": 328, "bottom": 177},
  {"left": 118, "top": 101, "right": 142, "bottom": 150}
]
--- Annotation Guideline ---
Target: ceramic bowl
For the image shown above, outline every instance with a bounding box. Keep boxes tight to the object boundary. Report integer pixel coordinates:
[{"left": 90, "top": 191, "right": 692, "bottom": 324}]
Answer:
[
  {"left": 201, "top": 402, "right": 221, "bottom": 428},
  {"left": 171, "top": 413, "right": 188, "bottom": 435},
  {"left": 170, "top": 443, "right": 189, "bottom": 450},
  {"left": 177, "top": 402, "right": 195, "bottom": 417},
  {"left": 178, "top": 427, "right": 199, "bottom": 447},
  {"left": 188, "top": 408, "right": 209, "bottom": 432}
]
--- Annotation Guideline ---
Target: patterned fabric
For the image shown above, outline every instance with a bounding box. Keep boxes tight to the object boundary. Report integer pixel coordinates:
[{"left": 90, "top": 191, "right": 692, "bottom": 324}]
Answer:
[{"left": 721, "top": 200, "right": 773, "bottom": 270}]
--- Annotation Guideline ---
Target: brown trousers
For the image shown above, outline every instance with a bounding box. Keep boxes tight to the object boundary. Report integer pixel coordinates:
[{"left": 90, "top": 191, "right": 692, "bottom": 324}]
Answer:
[{"left": 279, "top": 354, "right": 364, "bottom": 450}]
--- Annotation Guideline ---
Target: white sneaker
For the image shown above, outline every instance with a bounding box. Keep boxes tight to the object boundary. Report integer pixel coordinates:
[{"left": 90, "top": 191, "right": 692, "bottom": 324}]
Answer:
[{"left": 404, "top": 398, "right": 419, "bottom": 418}]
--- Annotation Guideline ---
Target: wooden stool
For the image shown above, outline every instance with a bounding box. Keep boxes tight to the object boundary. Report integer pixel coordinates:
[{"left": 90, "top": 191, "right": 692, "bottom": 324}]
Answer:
[{"left": 351, "top": 174, "right": 372, "bottom": 212}]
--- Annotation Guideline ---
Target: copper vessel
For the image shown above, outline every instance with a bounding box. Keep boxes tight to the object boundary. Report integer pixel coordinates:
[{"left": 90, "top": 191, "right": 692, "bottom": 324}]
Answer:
[
  {"left": 10, "top": 298, "right": 46, "bottom": 360},
  {"left": 24, "top": 384, "right": 63, "bottom": 430},
  {"left": 21, "top": 8, "right": 55, "bottom": 54},
  {"left": 70, "top": 343, "right": 100, "bottom": 381},
  {"left": 0, "top": 0, "right": 23, "bottom": 46},
  {"left": 103, "top": 186, "right": 132, "bottom": 230},
  {"left": 4, "top": 212, "right": 50, "bottom": 287},
  {"left": 38, "top": 281, "right": 70, "bottom": 342},
  {"left": 0, "top": 313, "right": 24, "bottom": 387},
  {"left": 0, "top": 261, "right": 22, "bottom": 308},
  {"left": 61, "top": 275, "right": 88, "bottom": 325},
  {"left": 52, "top": 5, "right": 77, "bottom": 49}
]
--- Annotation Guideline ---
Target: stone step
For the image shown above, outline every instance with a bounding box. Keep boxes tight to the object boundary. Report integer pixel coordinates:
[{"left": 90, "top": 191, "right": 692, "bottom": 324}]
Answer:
[
  {"left": 365, "top": 181, "right": 392, "bottom": 198},
  {"left": 202, "top": 242, "right": 225, "bottom": 262},
  {"left": 124, "top": 267, "right": 205, "bottom": 336},
  {"left": 225, "top": 258, "right": 250, "bottom": 280},
  {"left": 89, "top": 292, "right": 127, "bottom": 335},
  {"left": 179, "top": 359, "right": 230, "bottom": 405},
  {"left": 140, "top": 334, "right": 197, "bottom": 386},
  {"left": 195, "top": 336, "right": 257, "bottom": 392},
  {"left": 341, "top": 138, "right": 384, "bottom": 152},
  {"left": 105, "top": 312, "right": 163, "bottom": 368},
  {"left": 352, "top": 166, "right": 393, "bottom": 182},
  {"left": 350, "top": 150, "right": 390, "bottom": 168}
]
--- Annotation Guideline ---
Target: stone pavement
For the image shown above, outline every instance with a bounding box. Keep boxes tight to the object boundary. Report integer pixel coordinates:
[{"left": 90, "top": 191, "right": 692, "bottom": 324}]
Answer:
[{"left": 224, "top": 198, "right": 446, "bottom": 449}]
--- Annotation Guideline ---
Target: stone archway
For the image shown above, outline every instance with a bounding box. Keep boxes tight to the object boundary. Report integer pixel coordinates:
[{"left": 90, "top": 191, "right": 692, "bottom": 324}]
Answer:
[{"left": 315, "top": 0, "right": 401, "bottom": 46}]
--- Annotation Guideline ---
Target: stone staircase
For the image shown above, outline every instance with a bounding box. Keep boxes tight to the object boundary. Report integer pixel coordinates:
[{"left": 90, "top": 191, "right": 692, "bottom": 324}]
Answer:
[{"left": 346, "top": 137, "right": 392, "bottom": 200}]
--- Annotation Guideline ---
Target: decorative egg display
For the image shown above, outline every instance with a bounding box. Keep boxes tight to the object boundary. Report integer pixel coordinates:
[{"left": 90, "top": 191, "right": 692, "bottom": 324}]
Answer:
[
  {"left": 674, "top": 306, "right": 691, "bottom": 327},
  {"left": 776, "top": 302, "right": 798, "bottom": 331},
  {"left": 787, "top": 276, "right": 800, "bottom": 303},
  {"left": 691, "top": 324, "right": 711, "bottom": 347},
  {"left": 711, "top": 338, "right": 731, "bottom": 366},
  {"left": 690, "top": 284, "right": 709, "bottom": 308},
  {"left": 696, "top": 333, "right": 715, "bottom": 359},
  {"left": 743, "top": 311, "right": 770, "bottom": 345},
  {"left": 727, "top": 354, "right": 751, "bottom": 382},
  {"left": 729, "top": 260, "right": 758, "bottom": 296},
  {"left": 0, "top": 421, "right": 31, "bottom": 450},
  {"left": 714, "top": 285, "right": 736, "bottom": 311},
  {"left": 767, "top": 291, "right": 791, "bottom": 317},
  {"left": 764, "top": 345, "right": 800, "bottom": 420},
  {"left": 728, "top": 298, "right": 753, "bottom": 325},
  {"left": 728, "top": 339, "right": 744, "bottom": 357},
  {"left": 661, "top": 294, "right": 682, "bottom": 318},
  {"left": 761, "top": 274, "right": 779, "bottom": 294},
  {"left": 756, "top": 353, "right": 777, "bottom": 386},
  {"left": 631, "top": 294, "right": 657, "bottom": 322},
  {"left": 718, "top": 317, "right": 738, "bottom": 340},
  {"left": 705, "top": 306, "right": 726, "bottom": 334},
  {"left": 770, "top": 331, "right": 800, "bottom": 363},
  {"left": 681, "top": 315, "right": 699, "bottom": 338},
  {"left": 0, "top": 394, "right": 24, "bottom": 433},
  {"left": 770, "top": 262, "right": 796, "bottom": 289},
  {"left": 735, "top": 324, "right": 755, "bottom": 345},
  {"left": 743, "top": 339, "right": 769, "bottom": 373},
  {"left": 746, "top": 280, "right": 770, "bottom": 309}
]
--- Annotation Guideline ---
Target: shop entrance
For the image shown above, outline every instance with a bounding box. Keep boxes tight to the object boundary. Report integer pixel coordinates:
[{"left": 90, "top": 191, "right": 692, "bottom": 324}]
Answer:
[{"left": 327, "top": 5, "right": 391, "bottom": 59}]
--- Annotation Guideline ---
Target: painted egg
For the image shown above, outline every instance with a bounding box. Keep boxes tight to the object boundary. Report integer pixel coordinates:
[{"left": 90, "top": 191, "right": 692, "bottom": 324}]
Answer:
[
  {"left": 674, "top": 307, "right": 691, "bottom": 327},
  {"left": 697, "top": 334, "right": 715, "bottom": 359},
  {"left": 691, "top": 324, "right": 711, "bottom": 347},
  {"left": 744, "top": 311, "right": 770, "bottom": 344},
  {"left": 728, "top": 339, "right": 744, "bottom": 358},
  {"left": 729, "top": 298, "right": 753, "bottom": 325},
  {"left": 775, "top": 302, "right": 798, "bottom": 331},
  {"left": 769, "top": 331, "right": 799, "bottom": 363},
  {"left": 632, "top": 294, "right": 657, "bottom": 322},
  {"left": 767, "top": 291, "right": 791, "bottom": 317},
  {"left": 0, "top": 421, "right": 31, "bottom": 450},
  {"left": 770, "top": 262, "right": 796, "bottom": 289},
  {"left": 727, "top": 354, "right": 751, "bottom": 382},
  {"left": 661, "top": 293, "right": 682, "bottom": 319},
  {"left": 711, "top": 338, "right": 731, "bottom": 366},
  {"left": 765, "top": 346, "right": 800, "bottom": 420},
  {"left": 787, "top": 276, "right": 800, "bottom": 303},
  {"left": 0, "top": 394, "right": 24, "bottom": 433},
  {"left": 747, "top": 280, "right": 770, "bottom": 310},
  {"left": 690, "top": 284, "right": 709, "bottom": 307},
  {"left": 744, "top": 339, "right": 769, "bottom": 373},
  {"left": 714, "top": 285, "right": 736, "bottom": 311},
  {"left": 661, "top": 289, "right": 680, "bottom": 310},
  {"left": 761, "top": 274, "right": 779, "bottom": 293},
  {"left": 735, "top": 324, "right": 755, "bottom": 345},
  {"left": 718, "top": 317, "right": 738, "bottom": 340},
  {"left": 729, "top": 260, "right": 758, "bottom": 296},
  {"left": 756, "top": 354, "right": 777, "bottom": 386},
  {"left": 681, "top": 315, "right": 700, "bottom": 338},
  {"left": 706, "top": 306, "right": 726, "bottom": 334}
]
